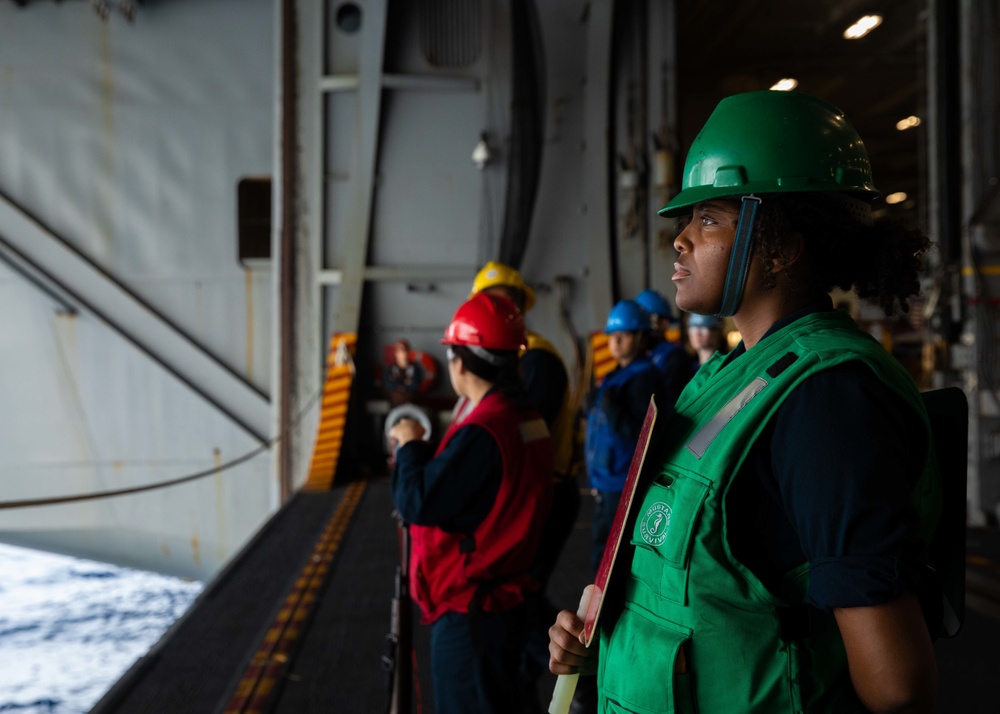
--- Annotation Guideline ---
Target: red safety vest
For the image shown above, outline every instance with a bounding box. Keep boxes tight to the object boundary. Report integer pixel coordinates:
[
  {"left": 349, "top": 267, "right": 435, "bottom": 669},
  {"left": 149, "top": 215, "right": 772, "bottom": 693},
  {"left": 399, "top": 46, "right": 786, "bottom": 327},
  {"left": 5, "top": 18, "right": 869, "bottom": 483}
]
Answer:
[{"left": 409, "top": 390, "right": 554, "bottom": 624}]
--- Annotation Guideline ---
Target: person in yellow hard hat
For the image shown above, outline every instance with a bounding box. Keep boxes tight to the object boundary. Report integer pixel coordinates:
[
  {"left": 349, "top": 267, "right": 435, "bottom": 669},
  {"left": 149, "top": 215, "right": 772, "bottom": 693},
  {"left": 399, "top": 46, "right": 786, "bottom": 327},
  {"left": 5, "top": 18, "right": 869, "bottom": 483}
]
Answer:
[{"left": 470, "top": 260, "right": 580, "bottom": 697}]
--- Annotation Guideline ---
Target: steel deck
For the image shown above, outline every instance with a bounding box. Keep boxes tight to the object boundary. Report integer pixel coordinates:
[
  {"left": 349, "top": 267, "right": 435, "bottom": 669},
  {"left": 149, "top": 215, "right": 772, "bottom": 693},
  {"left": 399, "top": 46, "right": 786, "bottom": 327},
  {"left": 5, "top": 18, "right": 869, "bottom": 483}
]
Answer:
[{"left": 90, "top": 472, "right": 1000, "bottom": 713}]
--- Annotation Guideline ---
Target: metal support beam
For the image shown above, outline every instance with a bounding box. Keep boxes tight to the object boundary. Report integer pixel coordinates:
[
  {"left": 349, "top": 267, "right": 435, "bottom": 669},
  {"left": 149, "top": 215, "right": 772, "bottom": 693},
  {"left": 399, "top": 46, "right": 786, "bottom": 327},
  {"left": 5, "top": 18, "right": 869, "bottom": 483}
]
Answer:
[
  {"left": 319, "top": 73, "right": 479, "bottom": 94},
  {"left": 646, "top": 0, "right": 679, "bottom": 300},
  {"left": 0, "top": 192, "right": 271, "bottom": 442},
  {"left": 279, "top": 0, "right": 325, "bottom": 496},
  {"left": 959, "top": 0, "right": 1000, "bottom": 525},
  {"left": 316, "top": 265, "right": 479, "bottom": 285},
  {"left": 583, "top": 0, "right": 616, "bottom": 321},
  {"left": 329, "top": 0, "right": 389, "bottom": 335}
]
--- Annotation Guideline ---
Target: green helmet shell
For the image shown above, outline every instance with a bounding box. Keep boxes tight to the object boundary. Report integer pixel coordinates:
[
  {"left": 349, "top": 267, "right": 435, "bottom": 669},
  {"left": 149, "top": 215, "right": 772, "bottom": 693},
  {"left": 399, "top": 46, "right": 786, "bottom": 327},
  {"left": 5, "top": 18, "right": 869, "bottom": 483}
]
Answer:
[{"left": 660, "top": 91, "right": 878, "bottom": 217}]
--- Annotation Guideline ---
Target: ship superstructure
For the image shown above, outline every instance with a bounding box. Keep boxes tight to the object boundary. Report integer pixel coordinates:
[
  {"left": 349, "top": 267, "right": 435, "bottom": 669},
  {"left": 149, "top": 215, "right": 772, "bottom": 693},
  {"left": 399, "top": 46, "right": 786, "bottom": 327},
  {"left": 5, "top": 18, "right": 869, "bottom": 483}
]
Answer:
[{"left": 0, "top": 0, "right": 994, "bottom": 584}]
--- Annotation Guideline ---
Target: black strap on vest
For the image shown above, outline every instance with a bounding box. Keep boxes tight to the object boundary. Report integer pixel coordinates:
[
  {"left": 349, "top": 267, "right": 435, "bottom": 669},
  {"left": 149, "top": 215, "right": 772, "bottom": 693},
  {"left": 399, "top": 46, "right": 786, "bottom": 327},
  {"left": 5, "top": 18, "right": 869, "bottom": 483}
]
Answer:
[{"left": 766, "top": 352, "right": 798, "bottom": 378}]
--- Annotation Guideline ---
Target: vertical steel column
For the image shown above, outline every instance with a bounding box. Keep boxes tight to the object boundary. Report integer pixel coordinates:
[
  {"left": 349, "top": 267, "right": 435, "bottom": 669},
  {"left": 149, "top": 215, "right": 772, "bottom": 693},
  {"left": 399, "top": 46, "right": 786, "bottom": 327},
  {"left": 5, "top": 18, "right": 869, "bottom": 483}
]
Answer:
[
  {"left": 583, "top": 0, "right": 616, "bottom": 322},
  {"left": 959, "top": 0, "right": 1000, "bottom": 525},
  {"left": 646, "top": 0, "right": 678, "bottom": 300},
  {"left": 277, "top": 0, "right": 298, "bottom": 503},
  {"left": 957, "top": 0, "right": 981, "bottom": 524},
  {"left": 332, "top": 0, "right": 389, "bottom": 335},
  {"left": 275, "top": 0, "right": 324, "bottom": 499},
  {"left": 928, "top": 0, "right": 962, "bottom": 266}
]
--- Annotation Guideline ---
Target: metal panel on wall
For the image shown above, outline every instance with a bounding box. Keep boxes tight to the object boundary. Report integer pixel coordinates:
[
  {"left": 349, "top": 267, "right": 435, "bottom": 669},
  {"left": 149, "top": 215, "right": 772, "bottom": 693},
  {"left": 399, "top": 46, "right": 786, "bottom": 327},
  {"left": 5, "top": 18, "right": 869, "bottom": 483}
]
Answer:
[{"left": 0, "top": 0, "right": 278, "bottom": 580}]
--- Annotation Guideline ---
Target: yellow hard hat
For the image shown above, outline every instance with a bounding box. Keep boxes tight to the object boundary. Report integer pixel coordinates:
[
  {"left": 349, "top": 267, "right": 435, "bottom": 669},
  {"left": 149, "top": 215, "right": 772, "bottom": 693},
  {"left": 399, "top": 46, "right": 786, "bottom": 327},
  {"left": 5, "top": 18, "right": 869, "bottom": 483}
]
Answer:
[{"left": 469, "top": 261, "right": 536, "bottom": 312}]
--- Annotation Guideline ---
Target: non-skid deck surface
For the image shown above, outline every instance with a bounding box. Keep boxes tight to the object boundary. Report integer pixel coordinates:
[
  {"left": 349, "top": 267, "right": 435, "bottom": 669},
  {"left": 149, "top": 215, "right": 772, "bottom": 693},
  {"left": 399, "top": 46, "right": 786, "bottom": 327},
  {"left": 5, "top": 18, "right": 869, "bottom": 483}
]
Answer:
[
  {"left": 89, "top": 486, "right": 350, "bottom": 713},
  {"left": 89, "top": 472, "right": 1000, "bottom": 713}
]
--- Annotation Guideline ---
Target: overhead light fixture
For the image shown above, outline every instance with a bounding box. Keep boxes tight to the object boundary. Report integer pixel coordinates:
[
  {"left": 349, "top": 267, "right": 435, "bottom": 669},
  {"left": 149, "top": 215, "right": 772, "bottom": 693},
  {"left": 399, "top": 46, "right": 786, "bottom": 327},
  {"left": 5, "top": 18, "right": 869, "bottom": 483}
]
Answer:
[
  {"left": 885, "top": 192, "right": 908, "bottom": 204},
  {"left": 896, "top": 115, "right": 922, "bottom": 131},
  {"left": 770, "top": 78, "right": 798, "bottom": 92},
  {"left": 844, "top": 15, "right": 882, "bottom": 39}
]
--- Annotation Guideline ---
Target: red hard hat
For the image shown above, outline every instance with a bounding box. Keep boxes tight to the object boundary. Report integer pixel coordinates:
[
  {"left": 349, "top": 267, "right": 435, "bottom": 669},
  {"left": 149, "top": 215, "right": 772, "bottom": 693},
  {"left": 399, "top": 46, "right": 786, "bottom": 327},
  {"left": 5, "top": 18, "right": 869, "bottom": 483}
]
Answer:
[{"left": 442, "top": 293, "right": 526, "bottom": 351}]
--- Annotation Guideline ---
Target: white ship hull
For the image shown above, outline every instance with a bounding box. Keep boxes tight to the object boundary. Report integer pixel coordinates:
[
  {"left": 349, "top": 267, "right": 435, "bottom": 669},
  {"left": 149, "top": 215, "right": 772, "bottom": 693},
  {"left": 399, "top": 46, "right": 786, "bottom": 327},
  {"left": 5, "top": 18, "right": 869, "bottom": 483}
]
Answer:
[{"left": 0, "top": 0, "right": 278, "bottom": 581}]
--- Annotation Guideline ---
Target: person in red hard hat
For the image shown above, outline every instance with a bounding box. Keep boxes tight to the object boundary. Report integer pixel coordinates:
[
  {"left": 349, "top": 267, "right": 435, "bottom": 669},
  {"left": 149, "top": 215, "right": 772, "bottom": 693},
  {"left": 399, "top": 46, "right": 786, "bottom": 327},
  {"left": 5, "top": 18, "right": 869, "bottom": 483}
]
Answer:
[
  {"left": 384, "top": 339, "right": 425, "bottom": 406},
  {"left": 390, "top": 292, "right": 554, "bottom": 714}
]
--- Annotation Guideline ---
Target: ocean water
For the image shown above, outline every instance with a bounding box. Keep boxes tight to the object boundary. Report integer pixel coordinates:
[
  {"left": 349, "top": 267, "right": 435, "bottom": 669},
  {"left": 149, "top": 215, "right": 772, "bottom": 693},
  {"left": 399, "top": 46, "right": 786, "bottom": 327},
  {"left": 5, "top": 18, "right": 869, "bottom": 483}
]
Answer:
[{"left": 0, "top": 544, "right": 203, "bottom": 714}]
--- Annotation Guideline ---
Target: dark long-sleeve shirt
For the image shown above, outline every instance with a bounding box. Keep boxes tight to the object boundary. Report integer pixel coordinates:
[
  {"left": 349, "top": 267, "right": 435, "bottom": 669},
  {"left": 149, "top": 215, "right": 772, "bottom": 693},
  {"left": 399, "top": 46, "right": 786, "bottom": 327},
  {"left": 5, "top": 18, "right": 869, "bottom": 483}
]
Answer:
[
  {"left": 726, "top": 298, "right": 928, "bottom": 610},
  {"left": 520, "top": 347, "right": 568, "bottom": 427},
  {"left": 392, "top": 424, "right": 502, "bottom": 535}
]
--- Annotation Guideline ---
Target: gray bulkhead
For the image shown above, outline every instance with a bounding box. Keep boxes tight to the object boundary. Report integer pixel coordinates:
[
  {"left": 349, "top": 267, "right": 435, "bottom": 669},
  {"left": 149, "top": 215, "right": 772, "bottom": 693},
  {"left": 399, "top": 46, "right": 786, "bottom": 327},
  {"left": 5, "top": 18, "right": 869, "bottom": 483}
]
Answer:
[
  {"left": 289, "top": 0, "right": 678, "bottom": 479},
  {"left": 0, "top": 0, "right": 277, "bottom": 580},
  {"left": 2, "top": 0, "right": 998, "bottom": 602},
  {"left": 0, "top": 0, "right": 683, "bottom": 581}
]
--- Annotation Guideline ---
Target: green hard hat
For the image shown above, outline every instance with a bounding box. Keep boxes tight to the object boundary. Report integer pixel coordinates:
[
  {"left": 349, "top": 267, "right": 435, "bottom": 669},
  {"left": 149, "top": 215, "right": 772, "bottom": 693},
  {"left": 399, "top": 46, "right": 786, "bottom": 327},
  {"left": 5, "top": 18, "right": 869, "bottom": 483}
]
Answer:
[{"left": 660, "top": 91, "right": 878, "bottom": 217}]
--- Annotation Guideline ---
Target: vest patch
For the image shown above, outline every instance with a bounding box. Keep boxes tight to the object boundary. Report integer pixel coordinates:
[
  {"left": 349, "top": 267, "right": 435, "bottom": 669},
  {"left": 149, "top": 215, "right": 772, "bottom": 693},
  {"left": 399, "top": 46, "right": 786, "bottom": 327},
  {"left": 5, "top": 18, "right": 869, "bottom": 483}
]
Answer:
[{"left": 639, "top": 501, "right": 672, "bottom": 546}]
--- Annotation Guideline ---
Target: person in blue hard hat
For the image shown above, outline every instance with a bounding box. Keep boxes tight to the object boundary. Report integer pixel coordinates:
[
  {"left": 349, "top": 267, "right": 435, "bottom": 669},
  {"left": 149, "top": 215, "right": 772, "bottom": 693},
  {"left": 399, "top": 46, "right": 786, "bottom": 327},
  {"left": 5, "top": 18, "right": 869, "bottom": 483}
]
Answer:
[
  {"left": 635, "top": 289, "right": 692, "bottom": 407},
  {"left": 584, "top": 299, "right": 663, "bottom": 574},
  {"left": 686, "top": 312, "right": 728, "bottom": 370}
]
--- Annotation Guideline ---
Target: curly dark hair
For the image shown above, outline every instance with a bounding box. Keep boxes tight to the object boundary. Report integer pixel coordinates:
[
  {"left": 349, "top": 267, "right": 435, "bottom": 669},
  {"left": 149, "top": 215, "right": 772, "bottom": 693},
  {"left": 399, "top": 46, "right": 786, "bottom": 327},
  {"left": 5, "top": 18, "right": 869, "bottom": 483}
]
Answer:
[{"left": 752, "top": 193, "right": 931, "bottom": 315}]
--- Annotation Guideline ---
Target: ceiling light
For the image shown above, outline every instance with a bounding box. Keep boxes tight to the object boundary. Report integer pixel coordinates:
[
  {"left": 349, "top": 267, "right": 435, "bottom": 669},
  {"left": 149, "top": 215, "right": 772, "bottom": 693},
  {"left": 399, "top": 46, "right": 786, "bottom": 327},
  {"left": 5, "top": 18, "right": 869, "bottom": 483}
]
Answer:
[
  {"left": 770, "top": 78, "right": 798, "bottom": 92},
  {"left": 844, "top": 15, "right": 883, "bottom": 40},
  {"left": 896, "top": 115, "right": 922, "bottom": 131},
  {"left": 885, "top": 192, "right": 907, "bottom": 204}
]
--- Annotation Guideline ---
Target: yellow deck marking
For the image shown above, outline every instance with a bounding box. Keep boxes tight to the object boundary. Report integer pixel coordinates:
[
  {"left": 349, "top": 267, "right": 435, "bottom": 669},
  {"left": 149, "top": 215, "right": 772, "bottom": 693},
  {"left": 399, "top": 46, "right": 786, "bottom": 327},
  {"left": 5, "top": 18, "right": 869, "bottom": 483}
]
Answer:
[{"left": 222, "top": 480, "right": 367, "bottom": 714}]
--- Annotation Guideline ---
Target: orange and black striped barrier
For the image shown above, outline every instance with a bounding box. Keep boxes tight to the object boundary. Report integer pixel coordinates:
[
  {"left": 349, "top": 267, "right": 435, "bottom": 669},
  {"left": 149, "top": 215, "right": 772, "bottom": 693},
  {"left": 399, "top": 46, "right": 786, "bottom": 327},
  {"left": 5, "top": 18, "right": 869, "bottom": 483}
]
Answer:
[
  {"left": 305, "top": 333, "right": 357, "bottom": 492},
  {"left": 590, "top": 332, "right": 616, "bottom": 386}
]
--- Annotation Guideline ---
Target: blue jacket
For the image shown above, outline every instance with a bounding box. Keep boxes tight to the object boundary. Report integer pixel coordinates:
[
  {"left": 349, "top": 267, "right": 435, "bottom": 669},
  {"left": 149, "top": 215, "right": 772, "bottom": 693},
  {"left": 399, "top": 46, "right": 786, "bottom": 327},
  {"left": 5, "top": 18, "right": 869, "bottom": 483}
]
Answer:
[
  {"left": 648, "top": 339, "right": 692, "bottom": 408},
  {"left": 585, "top": 357, "right": 661, "bottom": 491}
]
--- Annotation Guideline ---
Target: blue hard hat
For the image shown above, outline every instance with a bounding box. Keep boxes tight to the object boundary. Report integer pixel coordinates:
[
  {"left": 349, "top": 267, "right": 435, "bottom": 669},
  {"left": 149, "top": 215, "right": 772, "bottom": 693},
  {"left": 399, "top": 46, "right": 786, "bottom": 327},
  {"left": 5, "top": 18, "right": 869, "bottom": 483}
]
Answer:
[
  {"left": 605, "top": 300, "right": 652, "bottom": 333},
  {"left": 635, "top": 289, "right": 673, "bottom": 320},
  {"left": 687, "top": 313, "right": 723, "bottom": 329}
]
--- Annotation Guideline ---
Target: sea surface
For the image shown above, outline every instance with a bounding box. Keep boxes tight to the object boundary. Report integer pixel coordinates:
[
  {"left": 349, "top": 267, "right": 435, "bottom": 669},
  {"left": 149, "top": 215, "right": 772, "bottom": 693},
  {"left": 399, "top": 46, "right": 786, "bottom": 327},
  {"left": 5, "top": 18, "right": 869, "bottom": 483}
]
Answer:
[{"left": 0, "top": 543, "right": 203, "bottom": 714}]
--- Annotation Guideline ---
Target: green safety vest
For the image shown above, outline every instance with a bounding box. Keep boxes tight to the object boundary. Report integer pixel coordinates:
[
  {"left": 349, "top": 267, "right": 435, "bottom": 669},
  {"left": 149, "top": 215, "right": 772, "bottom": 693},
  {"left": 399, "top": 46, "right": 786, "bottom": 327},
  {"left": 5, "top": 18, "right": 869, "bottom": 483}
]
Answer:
[{"left": 597, "top": 309, "right": 941, "bottom": 714}]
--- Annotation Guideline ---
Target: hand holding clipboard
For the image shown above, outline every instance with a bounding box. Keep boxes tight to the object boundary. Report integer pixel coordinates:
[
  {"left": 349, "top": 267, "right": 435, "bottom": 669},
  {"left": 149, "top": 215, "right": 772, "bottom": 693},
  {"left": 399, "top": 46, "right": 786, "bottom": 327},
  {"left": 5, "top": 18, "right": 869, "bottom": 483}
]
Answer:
[{"left": 548, "top": 398, "right": 658, "bottom": 714}]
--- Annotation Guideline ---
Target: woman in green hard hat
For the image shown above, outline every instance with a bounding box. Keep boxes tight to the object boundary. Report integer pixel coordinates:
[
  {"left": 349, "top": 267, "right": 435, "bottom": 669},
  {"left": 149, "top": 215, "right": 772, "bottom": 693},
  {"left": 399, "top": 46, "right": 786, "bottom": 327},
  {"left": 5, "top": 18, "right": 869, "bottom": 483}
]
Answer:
[{"left": 549, "top": 90, "right": 942, "bottom": 713}]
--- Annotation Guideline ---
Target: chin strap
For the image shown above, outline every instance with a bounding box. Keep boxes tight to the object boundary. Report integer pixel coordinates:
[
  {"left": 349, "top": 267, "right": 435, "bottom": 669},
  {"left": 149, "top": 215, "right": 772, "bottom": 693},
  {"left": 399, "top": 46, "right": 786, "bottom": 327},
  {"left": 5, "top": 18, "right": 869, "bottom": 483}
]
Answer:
[{"left": 716, "top": 195, "right": 762, "bottom": 317}]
